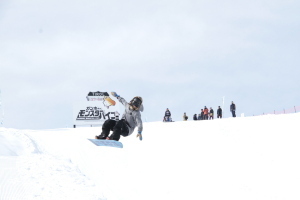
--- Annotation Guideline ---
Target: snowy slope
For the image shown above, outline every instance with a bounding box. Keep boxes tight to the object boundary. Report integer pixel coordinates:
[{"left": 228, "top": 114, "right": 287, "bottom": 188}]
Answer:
[{"left": 1, "top": 113, "right": 300, "bottom": 200}]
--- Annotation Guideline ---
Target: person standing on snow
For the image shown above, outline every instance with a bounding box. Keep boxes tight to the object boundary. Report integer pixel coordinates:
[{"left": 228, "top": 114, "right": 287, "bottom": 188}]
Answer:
[
  {"left": 217, "top": 106, "right": 222, "bottom": 118},
  {"left": 95, "top": 92, "right": 143, "bottom": 141},
  {"left": 197, "top": 113, "right": 201, "bottom": 120},
  {"left": 183, "top": 112, "right": 188, "bottom": 121},
  {"left": 209, "top": 107, "right": 214, "bottom": 120},
  {"left": 164, "top": 108, "right": 171, "bottom": 122},
  {"left": 200, "top": 109, "right": 204, "bottom": 120},
  {"left": 230, "top": 101, "right": 236, "bottom": 117},
  {"left": 203, "top": 106, "right": 209, "bottom": 120}
]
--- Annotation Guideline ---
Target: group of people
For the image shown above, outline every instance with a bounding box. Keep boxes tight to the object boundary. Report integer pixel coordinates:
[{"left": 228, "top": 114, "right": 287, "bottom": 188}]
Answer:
[
  {"left": 191, "top": 106, "right": 223, "bottom": 121},
  {"left": 163, "top": 101, "right": 237, "bottom": 122}
]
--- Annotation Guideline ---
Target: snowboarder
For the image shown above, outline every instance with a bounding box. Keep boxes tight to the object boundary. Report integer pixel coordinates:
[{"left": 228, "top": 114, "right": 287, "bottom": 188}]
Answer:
[
  {"left": 95, "top": 92, "right": 143, "bottom": 141},
  {"left": 217, "top": 106, "right": 222, "bottom": 118},
  {"left": 230, "top": 101, "right": 236, "bottom": 117}
]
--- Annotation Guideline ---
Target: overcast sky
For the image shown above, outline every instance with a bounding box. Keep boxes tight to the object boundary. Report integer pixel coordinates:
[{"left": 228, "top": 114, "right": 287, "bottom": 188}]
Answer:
[{"left": 0, "top": 0, "right": 299, "bottom": 129}]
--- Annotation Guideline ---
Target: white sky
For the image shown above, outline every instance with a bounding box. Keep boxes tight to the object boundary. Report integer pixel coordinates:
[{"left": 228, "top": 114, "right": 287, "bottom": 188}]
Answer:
[{"left": 0, "top": 0, "right": 299, "bottom": 129}]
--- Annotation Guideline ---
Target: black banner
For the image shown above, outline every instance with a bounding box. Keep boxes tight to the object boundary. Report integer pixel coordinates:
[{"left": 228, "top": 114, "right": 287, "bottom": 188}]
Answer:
[{"left": 87, "top": 91, "right": 109, "bottom": 97}]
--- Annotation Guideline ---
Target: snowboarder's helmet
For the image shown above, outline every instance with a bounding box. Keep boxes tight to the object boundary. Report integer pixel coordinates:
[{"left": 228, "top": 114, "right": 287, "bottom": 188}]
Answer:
[{"left": 130, "top": 96, "right": 143, "bottom": 109}]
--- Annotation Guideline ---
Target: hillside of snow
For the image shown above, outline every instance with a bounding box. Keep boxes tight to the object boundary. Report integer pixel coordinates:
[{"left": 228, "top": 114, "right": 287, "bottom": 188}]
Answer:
[{"left": 1, "top": 113, "right": 300, "bottom": 200}]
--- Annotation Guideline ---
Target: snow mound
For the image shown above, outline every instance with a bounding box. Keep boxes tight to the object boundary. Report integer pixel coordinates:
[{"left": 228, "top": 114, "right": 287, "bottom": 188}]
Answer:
[{"left": 1, "top": 113, "right": 300, "bottom": 200}]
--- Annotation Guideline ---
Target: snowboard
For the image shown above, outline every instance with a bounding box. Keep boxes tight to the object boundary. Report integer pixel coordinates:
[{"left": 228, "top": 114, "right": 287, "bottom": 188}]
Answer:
[{"left": 88, "top": 139, "right": 123, "bottom": 148}]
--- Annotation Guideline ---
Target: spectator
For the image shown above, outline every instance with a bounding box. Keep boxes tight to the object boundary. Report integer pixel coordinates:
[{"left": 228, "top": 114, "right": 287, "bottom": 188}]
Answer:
[
  {"left": 203, "top": 106, "right": 209, "bottom": 120},
  {"left": 209, "top": 107, "right": 214, "bottom": 120},
  {"left": 183, "top": 113, "right": 188, "bottom": 121},
  {"left": 200, "top": 109, "right": 204, "bottom": 120},
  {"left": 197, "top": 113, "right": 201, "bottom": 120},
  {"left": 193, "top": 114, "right": 198, "bottom": 121},
  {"left": 230, "top": 101, "right": 236, "bottom": 117},
  {"left": 164, "top": 108, "right": 171, "bottom": 122},
  {"left": 217, "top": 106, "right": 222, "bottom": 118}
]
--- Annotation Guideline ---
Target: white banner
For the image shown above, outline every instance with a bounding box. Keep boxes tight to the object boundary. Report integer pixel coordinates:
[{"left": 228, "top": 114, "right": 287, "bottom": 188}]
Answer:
[{"left": 73, "top": 92, "right": 122, "bottom": 127}]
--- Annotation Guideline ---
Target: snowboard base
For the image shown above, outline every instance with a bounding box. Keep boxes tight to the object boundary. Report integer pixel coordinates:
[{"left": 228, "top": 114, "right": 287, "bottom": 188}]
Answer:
[{"left": 88, "top": 139, "right": 123, "bottom": 148}]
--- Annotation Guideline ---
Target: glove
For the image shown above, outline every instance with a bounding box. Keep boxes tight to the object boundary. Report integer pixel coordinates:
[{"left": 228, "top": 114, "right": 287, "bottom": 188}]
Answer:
[
  {"left": 136, "top": 131, "right": 142, "bottom": 141},
  {"left": 111, "top": 92, "right": 120, "bottom": 98}
]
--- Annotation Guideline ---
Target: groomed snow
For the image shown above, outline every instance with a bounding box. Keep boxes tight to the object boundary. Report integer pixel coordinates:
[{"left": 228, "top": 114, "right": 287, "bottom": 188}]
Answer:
[{"left": 1, "top": 113, "right": 300, "bottom": 200}]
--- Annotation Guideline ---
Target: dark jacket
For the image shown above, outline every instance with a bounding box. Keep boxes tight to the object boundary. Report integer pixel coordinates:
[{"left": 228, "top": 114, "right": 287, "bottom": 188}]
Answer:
[
  {"left": 230, "top": 103, "right": 236, "bottom": 111},
  {"left": 200, "top": 111, "right": 204, "bottom": 118},
  {"left": 165, "top": 110, "right": 171, "bottom": 117},
  {"left": 217, "top": 108, "right": 222, "bottom": 115},
  {"left": 193, "top": 114, "right": 198, "bottom": 120}
]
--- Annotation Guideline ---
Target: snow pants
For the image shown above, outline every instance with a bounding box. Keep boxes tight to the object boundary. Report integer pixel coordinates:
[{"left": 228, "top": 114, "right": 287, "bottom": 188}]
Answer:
[
  {"left": 97, "top": 119, "right": 129, "bottom": 141},
  {"left": 164, "top": 116, "right": 170, "bottom": 122},
  {"left": 231, "top": 111, "right": 236, "bottom": 117},
  {"left": 204, "top": 114, "right": 208, "bottom": 120}
]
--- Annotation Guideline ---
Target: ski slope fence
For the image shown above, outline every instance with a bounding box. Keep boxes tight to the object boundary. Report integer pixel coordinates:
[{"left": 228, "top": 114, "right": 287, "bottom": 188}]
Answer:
[{"left": 255, "top": 105, "right": 300, "bottom": 116}]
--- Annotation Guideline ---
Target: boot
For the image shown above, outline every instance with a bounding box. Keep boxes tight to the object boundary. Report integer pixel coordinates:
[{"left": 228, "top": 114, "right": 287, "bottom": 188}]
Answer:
[
  {"left": 108, "top": 134, "right": 120, "bottom": 141},
  {"left": 95, "top": 131, "right": 109, "bottom": 139}
]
